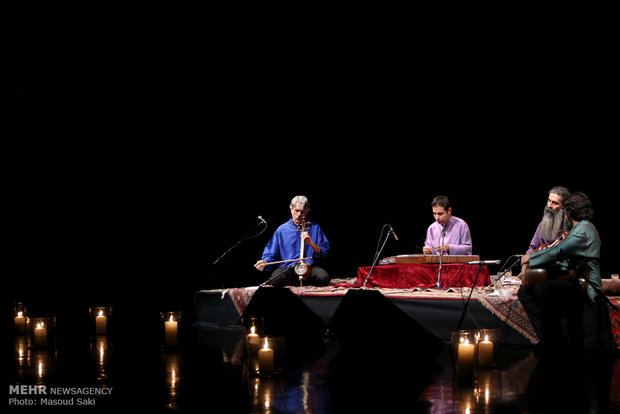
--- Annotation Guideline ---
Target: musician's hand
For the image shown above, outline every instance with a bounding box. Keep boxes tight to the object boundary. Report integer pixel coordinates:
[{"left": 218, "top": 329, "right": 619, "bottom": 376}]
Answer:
[
  {"left": 302, "top": 231, "right": 322, "bottom": 255},
  {"left": 254, "top": 260, "right": 267, "bottom": 271},
  {"left": 520, "top": 254, "right": 530, "bottom": 265},
  {"left": 435, "top": 244, "right": 449, "bottom": 253},
  {"left": 422, "top": 246, "right": 433, "bottom": 254},
  {"left": 301, "top": 231, "right": 312, "bottom": 244}
]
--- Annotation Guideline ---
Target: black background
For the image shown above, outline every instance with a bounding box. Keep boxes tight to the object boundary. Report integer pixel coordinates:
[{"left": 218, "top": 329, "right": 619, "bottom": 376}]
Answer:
[
  {"left": 5, "top": 0, "right": 618, "bottom": 319},
  {"left": 8, "top": 77, "right": 616, "bottom": 318},
  {"left": 6, "top": 61, "right": 617, "bottom": 410},
  {"left": 5, "top": 20, "right": 618, "bottom": 412}
]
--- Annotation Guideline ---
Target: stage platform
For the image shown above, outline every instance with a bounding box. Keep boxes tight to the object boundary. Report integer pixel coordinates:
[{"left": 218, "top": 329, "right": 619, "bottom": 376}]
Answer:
[{"left": 195, "top": 278, "right": 620, "bottom": 349}]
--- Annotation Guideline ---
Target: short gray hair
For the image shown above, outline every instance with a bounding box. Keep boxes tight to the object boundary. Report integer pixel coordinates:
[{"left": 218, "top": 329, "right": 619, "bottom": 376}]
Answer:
[{"left": 290, "top": 195, "right": 310, "bottom": 212}]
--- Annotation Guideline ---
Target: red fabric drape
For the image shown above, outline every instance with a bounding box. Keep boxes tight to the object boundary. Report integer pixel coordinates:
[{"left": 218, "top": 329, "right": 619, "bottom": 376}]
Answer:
[
  {"left": 354, "top": 263, "right": 491, "bottom": 289},
  {"left": 609, "top": 298, "right": 620, "bottom": 350}
]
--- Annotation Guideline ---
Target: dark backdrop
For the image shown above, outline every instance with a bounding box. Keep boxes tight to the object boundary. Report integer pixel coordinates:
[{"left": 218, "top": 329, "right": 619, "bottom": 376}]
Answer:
[{"left": 7, "top": 81, "right": 616, "bottom": 319}]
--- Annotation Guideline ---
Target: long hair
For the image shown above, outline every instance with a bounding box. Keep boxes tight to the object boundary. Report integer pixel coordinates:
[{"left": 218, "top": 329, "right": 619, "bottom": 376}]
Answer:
[{"left": 548, "top": 186, "right": 570, "bottom": 202}]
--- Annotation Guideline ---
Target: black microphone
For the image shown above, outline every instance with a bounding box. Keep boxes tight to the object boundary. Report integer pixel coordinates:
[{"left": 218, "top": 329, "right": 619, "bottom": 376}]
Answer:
[
  {"left": 258, "top": 216, "right": 266, "bottom": 224},
  {"left": 389, "top": 225, "right": 399, "bottom": 241},
  {"left": 467, "top": 260, "right": 501, "bottom": 265}
]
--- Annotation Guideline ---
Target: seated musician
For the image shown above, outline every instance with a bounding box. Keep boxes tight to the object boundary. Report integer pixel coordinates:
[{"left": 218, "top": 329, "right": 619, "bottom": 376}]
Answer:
[
  {"left": 254, "top": 195, "right": 331, "bottom": 287},
  {"left": 527, "top": 186, "right": 570, "bottom": 253},
  {"left": 422, "top": 196, "right": 472, "bottom": 255},
  {"left": 519, "top": 191, "right": 602, "bottom": 357}
]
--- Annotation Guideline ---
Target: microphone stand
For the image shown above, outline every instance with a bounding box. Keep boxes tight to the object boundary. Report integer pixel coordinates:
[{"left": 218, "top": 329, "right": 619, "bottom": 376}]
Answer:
[
  {"left": 455, "top": 262, "right": 483, "bottom": 331},
  {"left": 490, "top": 255, "right": 522, "bottom": 287},
  {"left": 213, "top": 220, "right": 267, "bottom": 265},
  {"left": 213, "top": 220, "right": 267, "bottom": 288},
  {"left": 362, "top": 224, "right": 393, "bottom": 288},
  {"left": 436, "top": 226, "right": 446, "bottom": 288},
  {"left": 455, "top": 259, "right": 502, "bottom": 331}
]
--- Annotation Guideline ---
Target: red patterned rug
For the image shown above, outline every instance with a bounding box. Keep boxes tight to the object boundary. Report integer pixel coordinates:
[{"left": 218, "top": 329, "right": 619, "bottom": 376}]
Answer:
[
  {"left": 477, "top": 293, "right": 539, "bottom": 344},
  {"left": 609, "top": 297, "right": 620, "bottom": 350}
]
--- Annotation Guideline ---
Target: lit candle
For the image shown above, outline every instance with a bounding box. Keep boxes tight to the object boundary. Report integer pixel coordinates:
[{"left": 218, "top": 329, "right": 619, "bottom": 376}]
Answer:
[
  {"left": 34, "top": 322, "right": 48, "bottom": 347},
  {"left": 477, "top": 335, "right": 494, "bottom": 368},
  {"left": 14, "top": 311, "right": 26, "bottom": 334},
  {"left": 457, "top": 338, "right": 475, "bottom": 377},
  {"left": 246, "top": 326, "right": 260, "bottom": 355},
  {"left": 165, "top": 315, "right": 179, "bottom": 347},
  {"left": 258, "top": 338, "right": 274, "bottom": 373},
  {"left": 95, "top": 310, "right": 107, "bottom": 334}
]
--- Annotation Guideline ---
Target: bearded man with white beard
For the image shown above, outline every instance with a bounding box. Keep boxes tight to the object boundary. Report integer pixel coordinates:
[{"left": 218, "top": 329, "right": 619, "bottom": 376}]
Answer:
[
  {"left": 526, "top": 186, "right": 570, "bottom": 253},
  {"left": 518, "top": 186, "right": 570, "bottom": 345}
]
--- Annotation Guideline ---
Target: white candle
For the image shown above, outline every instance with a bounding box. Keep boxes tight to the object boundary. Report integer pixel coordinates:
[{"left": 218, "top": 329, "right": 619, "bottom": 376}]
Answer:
[
  {"left": 34, "top": 322, "right": 48, "bottom": 347},
  {"left": 457, "top": 338, "right": 475, "bottom": 377},
  {"left": 258, "top": 339, "right": 274, "bottom": 373},
  {"left": 165, "top": 315, "right": 179, "bottom": 347},
  {"left": 247, "top": 326, "right": 260, "bottom": 355},
  {"left": 477, "top": 335, "right": 494, "bottom": 368},
  {"left": 14, "top": 311, "right": 26, "bottom": 334},
  {"left": 95, "top": 310, "right": 107, "bottom": 334}
]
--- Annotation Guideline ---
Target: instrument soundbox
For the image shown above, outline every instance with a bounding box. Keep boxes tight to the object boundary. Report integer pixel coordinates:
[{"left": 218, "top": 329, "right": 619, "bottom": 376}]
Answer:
[{"left": 521, "top": 263, "right": 589, "bottom": 291}]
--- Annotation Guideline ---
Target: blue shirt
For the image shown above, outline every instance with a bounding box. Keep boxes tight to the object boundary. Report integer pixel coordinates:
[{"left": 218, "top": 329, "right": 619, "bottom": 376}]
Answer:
[{"left": 261, "top": 219, "right": 330, "bottom": 270}]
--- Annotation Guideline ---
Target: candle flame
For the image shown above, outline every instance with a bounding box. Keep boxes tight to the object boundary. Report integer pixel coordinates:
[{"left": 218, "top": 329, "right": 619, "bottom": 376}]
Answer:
[
  {"left": 98, "top": 310, "right": 104, "bottom": 317},
  {"left": 17, "top": 311, "right": 23, "bottom": 317},
  {"left": 263, "top": 339, "right": 269, "bottom": 349},
  {"left": 169, "top": 315, "right": 174, "bottom": 323},
  {"left": 463, "top": 338, "right": 469, "bottom": 345},
  {"left": 484, "top": 334, "right": 489, "bottom": 342},
  {"left": 250, "top": 326, "right": 256, "bottom": 334},
  {"left": 36, "top": 322, "right": 44, "bottom": 329}
]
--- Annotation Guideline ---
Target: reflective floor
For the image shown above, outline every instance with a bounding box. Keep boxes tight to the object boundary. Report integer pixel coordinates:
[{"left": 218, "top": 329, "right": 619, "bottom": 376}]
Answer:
[{"left": 8, "top": 323, "right": 620, "bottom": 413}]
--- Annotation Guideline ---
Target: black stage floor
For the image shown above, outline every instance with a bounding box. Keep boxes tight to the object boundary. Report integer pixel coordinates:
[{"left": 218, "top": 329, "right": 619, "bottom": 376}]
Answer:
[{"left": 8, "top": 287, "right": 620, "bottom": 413}]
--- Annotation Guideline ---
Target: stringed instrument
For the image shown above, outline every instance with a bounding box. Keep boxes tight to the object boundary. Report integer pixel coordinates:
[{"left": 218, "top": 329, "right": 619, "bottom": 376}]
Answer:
[
  {"left": 521, "top": 230, "right": 588, "bottom": 290},
  {"left": 293, "top": 220, "right": 312, "bottom": 280}
]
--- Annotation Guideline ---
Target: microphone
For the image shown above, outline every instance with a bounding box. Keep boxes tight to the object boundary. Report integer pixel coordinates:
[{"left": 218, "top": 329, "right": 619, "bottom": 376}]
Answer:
[
  {"left": 437, "top": 224, "right": 446, "bottom": 255},
  {"left": 467, "top": 260, "right": 501, "bottom": 265},
  {"left": 389, "top": 225, "right": 399, "bottom": 241},
  {"left": 258, "top": 216, "right": 267, "bottom": 224},
  {"left": 436, "top": 224, "right": 447, "bottom": 288}
]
